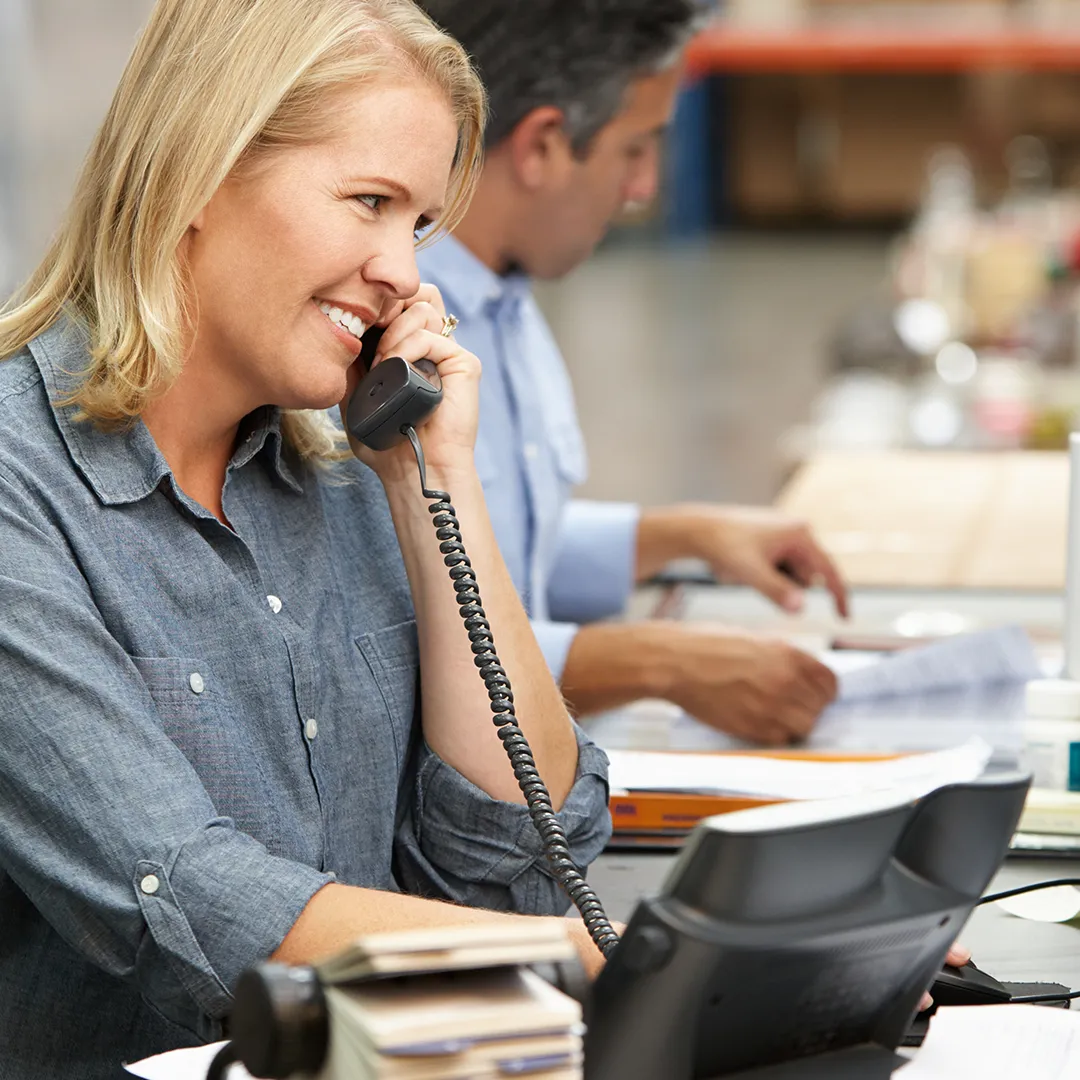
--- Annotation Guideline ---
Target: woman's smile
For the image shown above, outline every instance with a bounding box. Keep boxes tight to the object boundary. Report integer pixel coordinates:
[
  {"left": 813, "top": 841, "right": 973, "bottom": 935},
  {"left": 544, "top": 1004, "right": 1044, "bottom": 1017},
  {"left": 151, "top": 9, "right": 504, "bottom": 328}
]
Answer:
[{"left": 314, "top": 297, "right": 372, "bottom": 352}]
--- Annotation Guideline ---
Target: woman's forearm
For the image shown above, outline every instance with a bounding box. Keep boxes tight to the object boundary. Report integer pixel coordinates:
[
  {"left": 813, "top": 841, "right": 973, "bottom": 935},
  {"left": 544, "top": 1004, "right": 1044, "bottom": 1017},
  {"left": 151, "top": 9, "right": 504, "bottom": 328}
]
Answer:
[
  {"left": 272, "top": 883, "right": 606, "bottom": 978},
  {"left": 382, "top": 460, "right": 578, "bottom": 808}
]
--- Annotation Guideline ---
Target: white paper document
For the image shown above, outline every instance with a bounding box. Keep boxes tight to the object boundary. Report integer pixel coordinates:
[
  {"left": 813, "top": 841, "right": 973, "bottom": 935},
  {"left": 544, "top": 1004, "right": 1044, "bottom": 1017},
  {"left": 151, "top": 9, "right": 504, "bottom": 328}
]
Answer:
[
  {"left": 604, "top": 736, "right": 992, "bottom": 799},
  {"left": 895, "top": 1004, "right": 1080, "bottom": 1079},
  {"left": 831, "top": 625, "right": 1041, "bottom": 702},
  {"left": 125, "top": 1042, "right": 251, "bottom": 1080}
]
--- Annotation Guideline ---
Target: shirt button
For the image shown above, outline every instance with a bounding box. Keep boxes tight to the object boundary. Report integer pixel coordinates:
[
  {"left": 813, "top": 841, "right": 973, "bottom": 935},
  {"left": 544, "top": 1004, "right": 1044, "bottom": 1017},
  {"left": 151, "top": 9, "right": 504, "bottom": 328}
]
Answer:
[
  {"left": 305, "top": 718, "right": 319, "bottom": 740},
  {"left": 524, "top": 443, "right": 539, "bottom": 461},
  {"left": 140, "top": 874, "right": 160, "bottom": 896},
  {"left": 188, "top": 672, "right": 205, "bottom": 694},
  {"left": 267, "top": 595, "right": 282, "bottom": 614}
]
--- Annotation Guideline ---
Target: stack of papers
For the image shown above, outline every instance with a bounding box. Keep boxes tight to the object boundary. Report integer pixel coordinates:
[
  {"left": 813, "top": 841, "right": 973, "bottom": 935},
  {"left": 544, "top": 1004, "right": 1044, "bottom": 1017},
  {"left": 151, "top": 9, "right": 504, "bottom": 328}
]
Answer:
[
  {"left": 321, "top": 968, "right": 582, "bottom": 1079},
  {"left": 896, "top": 1004, "right": 1080, "bottom": 1079},
  {"left": 605, "top": 736, "right": 992, "bottom": 800},
  {"left": 830, "top": 625, "right": 1042, "bottom": 702},
  {"left": 317, "top": 921, "right": 574, "bottom": 983},
  {"left": 316, "top": 924, "right": 582, "bottom": 1078}
]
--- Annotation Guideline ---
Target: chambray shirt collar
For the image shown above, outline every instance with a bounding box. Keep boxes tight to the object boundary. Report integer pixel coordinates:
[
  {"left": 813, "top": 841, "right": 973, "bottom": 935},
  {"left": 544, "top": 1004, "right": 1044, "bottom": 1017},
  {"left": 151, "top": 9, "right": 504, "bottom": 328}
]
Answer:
[
  {"left": 28, "top": 317, "right": 303, "bottom": 506},
  {"left": 419, "top": 233, "right": 531, "bottom": 320}
]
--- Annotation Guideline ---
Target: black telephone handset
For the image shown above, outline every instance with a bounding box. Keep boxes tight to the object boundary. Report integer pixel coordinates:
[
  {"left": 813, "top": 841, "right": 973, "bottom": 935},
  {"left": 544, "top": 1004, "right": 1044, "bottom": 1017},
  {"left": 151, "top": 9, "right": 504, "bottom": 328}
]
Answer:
[{"left": 345, "top": 326, "right": 443, "bottom": 450}]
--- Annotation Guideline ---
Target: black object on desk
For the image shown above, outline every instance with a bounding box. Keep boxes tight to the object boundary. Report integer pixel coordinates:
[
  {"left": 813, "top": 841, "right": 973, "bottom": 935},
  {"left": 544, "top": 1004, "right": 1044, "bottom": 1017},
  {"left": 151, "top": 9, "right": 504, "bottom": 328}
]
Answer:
[
  {"left": 930, "top": 961, "right": 1012, "bottom": 1007},
  {"left": 585, "top": 773, "right": 1029, "bottom": 1079}
]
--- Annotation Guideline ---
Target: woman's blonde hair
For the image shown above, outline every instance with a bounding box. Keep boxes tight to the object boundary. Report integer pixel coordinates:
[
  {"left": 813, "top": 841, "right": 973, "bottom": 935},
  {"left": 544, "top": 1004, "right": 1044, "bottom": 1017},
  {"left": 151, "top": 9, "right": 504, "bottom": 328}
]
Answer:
[{"left": 0, "top": 0, "right": 486, "bottom": 460}]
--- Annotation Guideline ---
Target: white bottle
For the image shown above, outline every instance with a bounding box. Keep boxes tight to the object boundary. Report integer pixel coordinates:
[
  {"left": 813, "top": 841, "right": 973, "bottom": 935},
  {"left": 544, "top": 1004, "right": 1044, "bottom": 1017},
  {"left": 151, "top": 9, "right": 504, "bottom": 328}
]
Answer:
[{"left": 1022, "top": 679, "right": 1080, "bottom": 791}]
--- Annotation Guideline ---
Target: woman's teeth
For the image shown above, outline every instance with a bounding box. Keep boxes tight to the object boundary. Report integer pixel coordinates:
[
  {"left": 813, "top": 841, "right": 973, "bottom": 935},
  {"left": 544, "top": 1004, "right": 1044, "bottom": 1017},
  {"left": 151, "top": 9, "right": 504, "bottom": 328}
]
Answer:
[{"left": 318, "top": 301, "right": 367, "bottom": 340}]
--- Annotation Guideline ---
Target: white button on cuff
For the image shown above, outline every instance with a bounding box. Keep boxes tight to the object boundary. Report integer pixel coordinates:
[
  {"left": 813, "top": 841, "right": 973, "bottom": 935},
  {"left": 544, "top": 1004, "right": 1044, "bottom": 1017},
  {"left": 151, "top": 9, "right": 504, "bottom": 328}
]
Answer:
[
  {"left": 305, "top": 718, "right": 319, "bottom": 740},
  {"left": 524, "top": 443, "right": 539, "bottom": 461},
  {"left": 140, "top": 874, "right": 160, "bottom": 896},
  {"left": 189, "top": 672, "right": 205, "bottom": 694},
  {"left": 267, "top": 595, "right": 283, "bottom": 614}
]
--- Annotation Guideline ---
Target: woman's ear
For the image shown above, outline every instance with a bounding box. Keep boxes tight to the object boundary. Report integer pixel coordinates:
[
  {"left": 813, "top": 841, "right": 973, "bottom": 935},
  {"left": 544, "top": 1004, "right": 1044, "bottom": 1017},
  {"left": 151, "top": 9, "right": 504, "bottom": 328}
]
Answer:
[
  {"left": 189, "top": 204, "right": 207, "bottom": 232},
  {"left": 506, "top": 106, "right": 575, "bottom": 191}
]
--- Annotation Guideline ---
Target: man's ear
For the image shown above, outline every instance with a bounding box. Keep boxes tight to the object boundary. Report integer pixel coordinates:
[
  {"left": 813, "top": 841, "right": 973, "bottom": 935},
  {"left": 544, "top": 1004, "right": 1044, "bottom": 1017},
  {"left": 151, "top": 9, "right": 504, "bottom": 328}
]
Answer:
[{"left": 506, "top": 106, "right": 575, "bottom": 191}]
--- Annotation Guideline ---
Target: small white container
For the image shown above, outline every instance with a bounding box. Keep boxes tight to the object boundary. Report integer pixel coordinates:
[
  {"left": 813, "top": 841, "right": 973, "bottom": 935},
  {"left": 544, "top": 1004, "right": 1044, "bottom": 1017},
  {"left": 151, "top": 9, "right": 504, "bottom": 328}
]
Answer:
[{"left": 1021, "top": 679, "right": 1080, "bottom": 791}]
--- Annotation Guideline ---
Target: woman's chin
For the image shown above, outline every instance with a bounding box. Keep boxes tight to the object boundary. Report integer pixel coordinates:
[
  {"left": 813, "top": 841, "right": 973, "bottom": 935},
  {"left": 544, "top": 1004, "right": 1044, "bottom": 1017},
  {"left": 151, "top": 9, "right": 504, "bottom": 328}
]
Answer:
[{"left": 279, "top": 376, "right": 348, "bottom": 413}]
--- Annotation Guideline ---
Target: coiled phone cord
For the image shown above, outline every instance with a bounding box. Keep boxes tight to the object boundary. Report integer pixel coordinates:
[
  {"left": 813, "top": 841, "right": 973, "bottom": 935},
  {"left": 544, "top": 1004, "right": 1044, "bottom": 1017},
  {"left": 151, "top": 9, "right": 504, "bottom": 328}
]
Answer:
[{"left": 404, "top": 425, "right": 620, "bottom": 958}]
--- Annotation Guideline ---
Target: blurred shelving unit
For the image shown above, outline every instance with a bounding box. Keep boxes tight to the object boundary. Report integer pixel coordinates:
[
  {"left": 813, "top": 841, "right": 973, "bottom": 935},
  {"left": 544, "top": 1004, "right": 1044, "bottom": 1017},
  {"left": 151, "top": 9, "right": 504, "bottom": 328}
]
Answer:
[
  {"left": 685, "top": 26, "right": 1080, "bottom": 75},
  {"left": 665, "top": 4, "right": 1080, "bottom": 233}
]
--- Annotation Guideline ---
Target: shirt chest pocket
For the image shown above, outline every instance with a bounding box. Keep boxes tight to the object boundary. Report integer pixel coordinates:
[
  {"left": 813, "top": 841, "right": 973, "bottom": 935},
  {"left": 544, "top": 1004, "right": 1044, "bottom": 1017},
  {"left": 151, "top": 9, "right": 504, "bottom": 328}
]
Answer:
[
  {"left": 130, "top": 656, "right": 279, "bottom": 847},
  {"left": 353, "top": 620, "right": 420, "bottom": 783}
]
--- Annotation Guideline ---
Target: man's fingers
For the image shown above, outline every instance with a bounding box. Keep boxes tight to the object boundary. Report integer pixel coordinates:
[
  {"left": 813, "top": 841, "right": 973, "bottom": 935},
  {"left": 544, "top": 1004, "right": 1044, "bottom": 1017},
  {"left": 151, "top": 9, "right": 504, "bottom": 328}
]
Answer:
[
  {"left": 945, "top": 943, "right": 971, "bottom": 968},
  {"left": 739, "top": 562, "right": 805, "bottom": 615},
  {"left": 781, "top": 539, "right": 850, "bottom": 620}
]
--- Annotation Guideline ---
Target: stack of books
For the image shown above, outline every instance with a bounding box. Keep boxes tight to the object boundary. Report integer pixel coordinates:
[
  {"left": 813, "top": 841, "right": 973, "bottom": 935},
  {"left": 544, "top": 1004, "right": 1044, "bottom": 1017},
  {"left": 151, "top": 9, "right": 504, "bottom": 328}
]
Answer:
[{"left": 315, "top": 922, "right": 583, "bottom": 1079}]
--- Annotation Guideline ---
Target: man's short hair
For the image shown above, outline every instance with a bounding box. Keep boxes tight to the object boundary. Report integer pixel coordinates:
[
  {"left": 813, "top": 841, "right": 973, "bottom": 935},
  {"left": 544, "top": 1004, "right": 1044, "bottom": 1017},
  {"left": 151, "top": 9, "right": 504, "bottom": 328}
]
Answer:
[{"left": 415, "top": 0, "right": 712, "bottom": 153}]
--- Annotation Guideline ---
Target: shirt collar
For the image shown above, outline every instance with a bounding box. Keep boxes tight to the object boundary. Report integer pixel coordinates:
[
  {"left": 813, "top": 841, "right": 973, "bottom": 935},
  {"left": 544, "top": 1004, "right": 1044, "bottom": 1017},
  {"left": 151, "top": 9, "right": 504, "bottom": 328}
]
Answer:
[
  {"left": 29, "top": 316, "right": 304, "bottom": 506},
  {"left": 417, "top": 233, "right": 532, "bottom": 319}
]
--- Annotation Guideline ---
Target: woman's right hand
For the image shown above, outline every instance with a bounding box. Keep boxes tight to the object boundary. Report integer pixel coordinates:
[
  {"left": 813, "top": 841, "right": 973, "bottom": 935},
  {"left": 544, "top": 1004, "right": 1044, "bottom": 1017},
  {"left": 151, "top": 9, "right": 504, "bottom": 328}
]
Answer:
[{"left": 340, "top": 283, "right": 481, "bottom": 486}]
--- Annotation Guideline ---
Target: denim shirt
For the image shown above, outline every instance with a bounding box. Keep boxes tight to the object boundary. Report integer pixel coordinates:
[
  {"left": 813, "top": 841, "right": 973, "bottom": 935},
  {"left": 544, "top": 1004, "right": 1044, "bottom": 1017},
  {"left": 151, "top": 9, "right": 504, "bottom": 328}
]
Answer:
[
  {"left": 0, "top": 319, "right": 611, "bottom": 1080},
  {"left": 416, "top": 236, "right": 641, "bottom": 679}
]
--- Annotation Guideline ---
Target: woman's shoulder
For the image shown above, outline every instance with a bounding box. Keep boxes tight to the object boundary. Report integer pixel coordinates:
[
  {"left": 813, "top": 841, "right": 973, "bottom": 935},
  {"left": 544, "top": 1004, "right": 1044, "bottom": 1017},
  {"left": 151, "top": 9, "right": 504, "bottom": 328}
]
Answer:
[{"left": 0, "top": 345, "right": 57, "bottom": 452}]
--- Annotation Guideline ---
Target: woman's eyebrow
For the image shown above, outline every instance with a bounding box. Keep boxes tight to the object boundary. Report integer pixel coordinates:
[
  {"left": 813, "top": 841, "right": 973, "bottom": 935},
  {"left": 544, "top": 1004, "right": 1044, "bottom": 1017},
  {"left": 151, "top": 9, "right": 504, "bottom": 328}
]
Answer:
[
  {"left": 349, "top": 174, "right": 444, "bottom": 216},
  {"left": 352, "top": 175, "right": 413, "bottom": 199}
]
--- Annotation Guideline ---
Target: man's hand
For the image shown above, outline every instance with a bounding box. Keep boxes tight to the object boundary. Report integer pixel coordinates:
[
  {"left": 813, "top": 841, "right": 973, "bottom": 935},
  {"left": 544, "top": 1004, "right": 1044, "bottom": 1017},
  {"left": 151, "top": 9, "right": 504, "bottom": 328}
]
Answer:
[
  {"left": 637, "top": 504, "right": 849, "bottom": 619},
  {"left": 562, "top": 621, "right": 838, "bottom": 745},
  {"left": 920, "top": 942, "right": 972, "bottom": 1011}
]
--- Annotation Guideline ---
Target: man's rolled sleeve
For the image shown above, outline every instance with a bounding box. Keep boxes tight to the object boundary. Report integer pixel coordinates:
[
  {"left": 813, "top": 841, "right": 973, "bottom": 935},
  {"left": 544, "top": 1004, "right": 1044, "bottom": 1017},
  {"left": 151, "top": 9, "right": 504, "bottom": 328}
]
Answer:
[
  {"left": 531, "top": 618, "right": 580, "bottom": 681},
  {"left": 547, "top": 500, "right": 640, "bottom": 624},
  {"left": 395, "top": 725, "right": 611, "bottom": 915}
]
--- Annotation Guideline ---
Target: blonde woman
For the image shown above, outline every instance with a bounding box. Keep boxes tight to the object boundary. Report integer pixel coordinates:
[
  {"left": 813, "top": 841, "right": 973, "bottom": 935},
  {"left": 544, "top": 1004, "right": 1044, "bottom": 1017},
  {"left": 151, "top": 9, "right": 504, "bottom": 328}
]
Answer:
[{"left": 0, "top": 1, "right": 610, "bottom": 1075}]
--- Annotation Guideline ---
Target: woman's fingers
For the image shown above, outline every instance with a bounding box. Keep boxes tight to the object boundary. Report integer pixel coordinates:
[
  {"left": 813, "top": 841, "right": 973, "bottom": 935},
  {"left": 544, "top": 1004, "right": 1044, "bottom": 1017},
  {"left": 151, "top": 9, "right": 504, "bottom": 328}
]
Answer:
[
  {"left": 381, "top": 329, "right": 477, "bottom": 378},
  {"left": 376, "top": 283, "right": 447, "bottom": 333},
  {"left": 375, "top": 301, "right": 445, "bottom": 361}
]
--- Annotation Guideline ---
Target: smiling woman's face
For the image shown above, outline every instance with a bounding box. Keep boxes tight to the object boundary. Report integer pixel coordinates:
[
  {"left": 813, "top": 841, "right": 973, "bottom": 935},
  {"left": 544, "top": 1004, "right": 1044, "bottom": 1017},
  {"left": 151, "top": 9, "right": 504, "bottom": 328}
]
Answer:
[{"left": 184, "top": 77, "right": 458, "bottom": 414}]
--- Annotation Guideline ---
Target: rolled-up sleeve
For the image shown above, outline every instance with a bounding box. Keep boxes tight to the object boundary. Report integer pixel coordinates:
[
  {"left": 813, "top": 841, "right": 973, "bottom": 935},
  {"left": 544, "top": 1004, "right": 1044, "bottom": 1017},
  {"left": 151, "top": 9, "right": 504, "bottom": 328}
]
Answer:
[
  {"left": 394, "top": 724, "right": 611, "bottom": 915},
  {"left": 531, "top": 618, "right": 580, "bottom": 681},
  {"left": 546, "top": 500, "right": 640, "bottom": 625},
  {"left": 0, "top": 477, "right": 330, "bottom": 1037}
]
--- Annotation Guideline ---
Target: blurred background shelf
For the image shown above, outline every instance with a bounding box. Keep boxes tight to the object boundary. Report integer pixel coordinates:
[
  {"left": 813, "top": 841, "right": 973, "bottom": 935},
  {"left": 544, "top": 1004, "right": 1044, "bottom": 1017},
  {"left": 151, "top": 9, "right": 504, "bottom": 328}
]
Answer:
[{"left": 686, "top": 27, "right": 1080, "bottom": 75}]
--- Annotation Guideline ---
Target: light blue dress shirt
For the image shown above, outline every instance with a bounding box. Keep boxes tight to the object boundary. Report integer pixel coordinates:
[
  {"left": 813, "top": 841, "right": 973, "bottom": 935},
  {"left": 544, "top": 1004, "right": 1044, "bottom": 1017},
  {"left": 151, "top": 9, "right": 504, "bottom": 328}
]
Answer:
[
  {"left": 417, "top": 236, "right": 640, "bottom": 678},
  {"left": 0, "top": 318, "right": 611, "bottom": 1080}
]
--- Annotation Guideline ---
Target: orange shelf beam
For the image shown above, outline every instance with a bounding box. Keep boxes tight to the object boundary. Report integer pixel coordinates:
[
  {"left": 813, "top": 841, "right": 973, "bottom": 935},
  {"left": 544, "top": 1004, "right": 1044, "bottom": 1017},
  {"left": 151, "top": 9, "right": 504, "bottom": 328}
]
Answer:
[{"left": 686, "top": 27, "right": 1080, "bottom": 76}]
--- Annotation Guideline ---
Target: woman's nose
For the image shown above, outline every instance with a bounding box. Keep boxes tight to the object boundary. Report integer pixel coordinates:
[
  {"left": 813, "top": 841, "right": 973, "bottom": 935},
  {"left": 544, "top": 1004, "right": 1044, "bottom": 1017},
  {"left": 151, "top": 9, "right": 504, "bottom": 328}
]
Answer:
[{"left": 363, "top": 233, "right": 421, "bottom": 301}]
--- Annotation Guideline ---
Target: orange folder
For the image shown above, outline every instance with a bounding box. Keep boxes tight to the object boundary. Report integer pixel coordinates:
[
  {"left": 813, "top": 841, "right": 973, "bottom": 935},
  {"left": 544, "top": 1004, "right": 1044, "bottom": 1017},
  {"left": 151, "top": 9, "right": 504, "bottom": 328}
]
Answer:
[{"left": 608, "top": 748, "right": 904, "bottom": 836}]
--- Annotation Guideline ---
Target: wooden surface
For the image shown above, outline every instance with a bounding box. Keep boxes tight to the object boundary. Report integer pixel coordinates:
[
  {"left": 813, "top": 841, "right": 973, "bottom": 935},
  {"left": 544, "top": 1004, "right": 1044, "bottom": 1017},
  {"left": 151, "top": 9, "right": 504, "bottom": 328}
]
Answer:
[
  {"left": 685, "top": 26, "right": 1080, "bottom": 76},
  {"left": 776, "top": 451, "right": 1069, "bottom": 590}
]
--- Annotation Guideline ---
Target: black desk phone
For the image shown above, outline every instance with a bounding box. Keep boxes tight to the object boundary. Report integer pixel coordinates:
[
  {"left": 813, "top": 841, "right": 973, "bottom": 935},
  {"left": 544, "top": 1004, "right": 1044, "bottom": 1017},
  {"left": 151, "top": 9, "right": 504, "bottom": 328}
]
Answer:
[{"left": 210, "top": 333, "right": 1032, "bottom": 1080}]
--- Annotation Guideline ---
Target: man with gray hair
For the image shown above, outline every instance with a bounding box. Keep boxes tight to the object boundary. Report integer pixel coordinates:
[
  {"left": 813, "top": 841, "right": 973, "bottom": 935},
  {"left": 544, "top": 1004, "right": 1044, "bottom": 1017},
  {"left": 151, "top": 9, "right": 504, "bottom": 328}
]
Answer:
[{"left": 416, "top": 0, "right": 846, "bottom": 744}]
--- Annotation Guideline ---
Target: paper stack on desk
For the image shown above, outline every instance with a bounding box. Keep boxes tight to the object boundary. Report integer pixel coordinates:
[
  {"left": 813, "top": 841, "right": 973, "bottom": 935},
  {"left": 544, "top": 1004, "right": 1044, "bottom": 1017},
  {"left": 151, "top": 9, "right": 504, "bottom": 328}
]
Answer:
[
  {"left": 316, "top": 923, "right": 582, "bottom": 1080},
  {"left": 320, "top": 967, "right": 582, "bottom": 1079},
  {"left": 605, "top": 736, "right": 992, "bottom": 800}
]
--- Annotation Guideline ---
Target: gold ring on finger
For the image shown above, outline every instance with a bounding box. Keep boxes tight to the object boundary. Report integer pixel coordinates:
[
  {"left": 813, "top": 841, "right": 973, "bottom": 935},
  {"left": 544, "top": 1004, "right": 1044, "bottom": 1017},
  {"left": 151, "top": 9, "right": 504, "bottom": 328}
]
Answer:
[{"left": 440, "top": 314, "right": 459, "bottom": 338}]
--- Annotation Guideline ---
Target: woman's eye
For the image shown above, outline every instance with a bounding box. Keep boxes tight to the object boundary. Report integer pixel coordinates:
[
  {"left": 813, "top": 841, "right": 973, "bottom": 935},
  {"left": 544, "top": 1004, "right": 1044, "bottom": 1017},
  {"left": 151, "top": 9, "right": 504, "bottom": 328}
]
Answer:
[{"left": 356, "top": 194, "right": 384, "bottom": 211}]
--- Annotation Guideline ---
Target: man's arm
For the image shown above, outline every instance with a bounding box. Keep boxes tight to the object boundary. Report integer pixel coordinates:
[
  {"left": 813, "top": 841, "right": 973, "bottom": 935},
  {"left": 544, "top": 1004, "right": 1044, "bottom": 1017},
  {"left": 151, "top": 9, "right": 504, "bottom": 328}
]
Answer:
[
  {"left": 560, "top": 620, "right": 838, "bottom": 745},
  {"left": 636, "top": 504, "right": 850, "bottom": 618}
]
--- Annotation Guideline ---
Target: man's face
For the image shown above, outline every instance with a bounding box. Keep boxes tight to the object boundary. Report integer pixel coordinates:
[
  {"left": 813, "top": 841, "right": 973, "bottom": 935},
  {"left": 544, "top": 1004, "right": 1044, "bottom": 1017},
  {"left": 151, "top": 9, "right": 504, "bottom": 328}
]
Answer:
[{"left": 524, "top": 65, "right": 682, "bottom": 280}]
